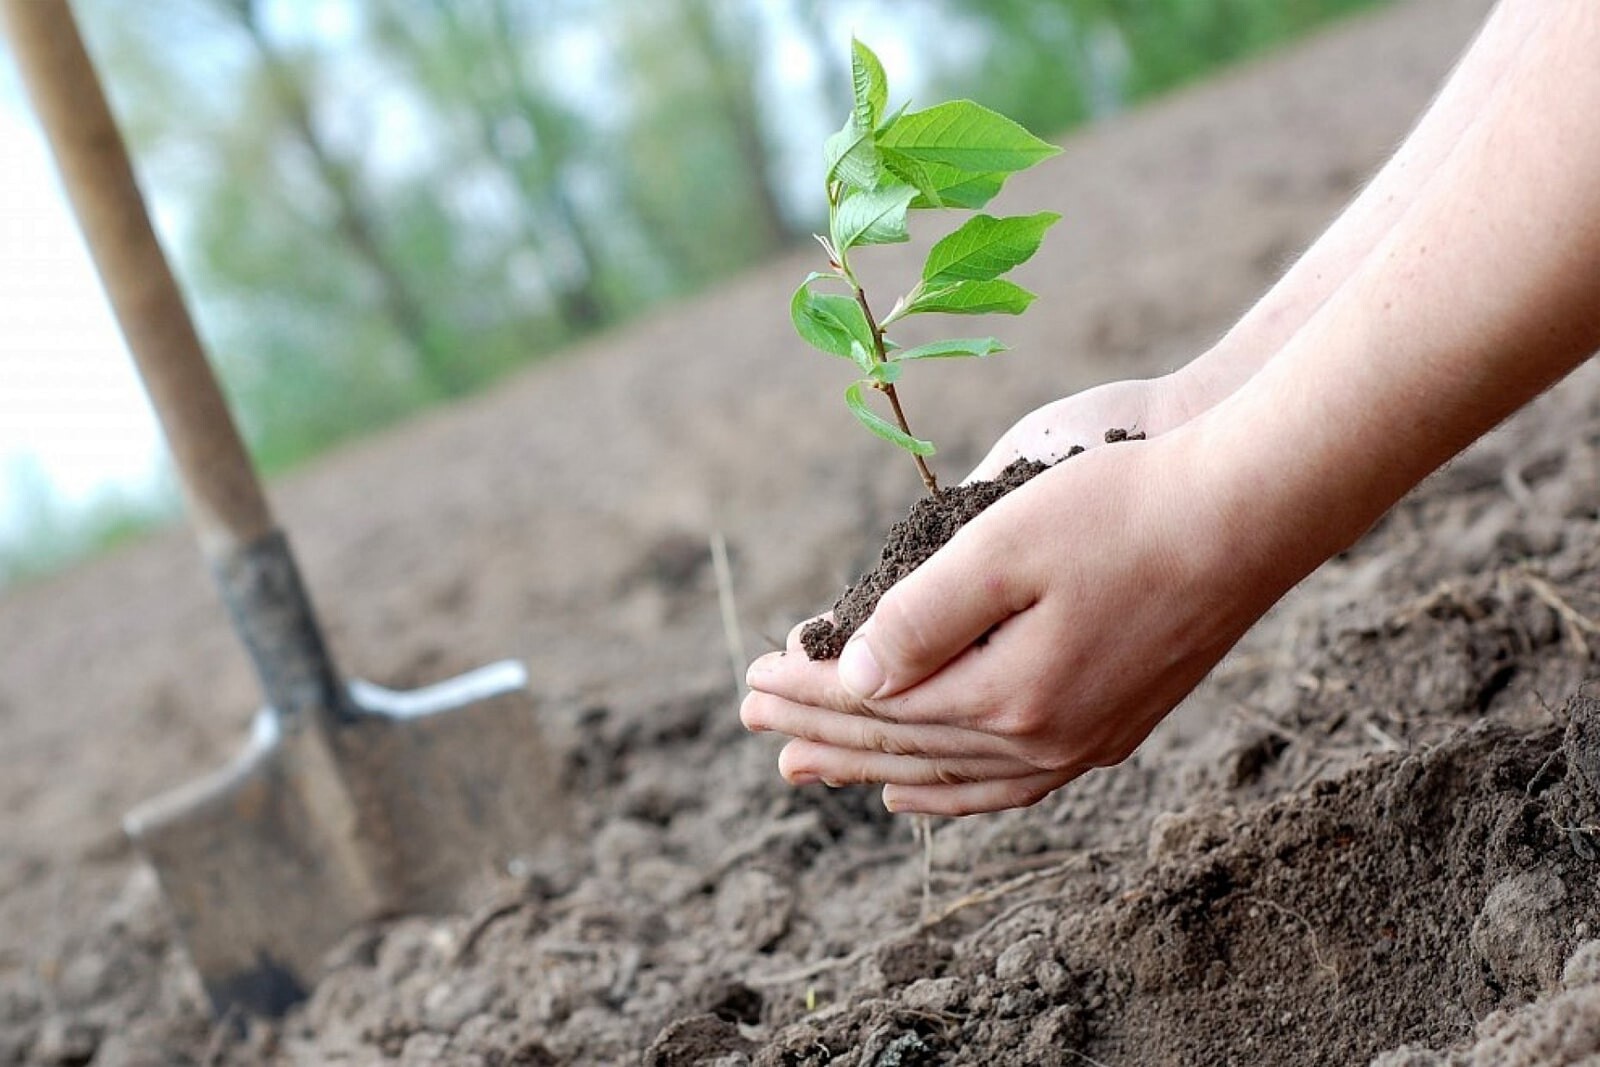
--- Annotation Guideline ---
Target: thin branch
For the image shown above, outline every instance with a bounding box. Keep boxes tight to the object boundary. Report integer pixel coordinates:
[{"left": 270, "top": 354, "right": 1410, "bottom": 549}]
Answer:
[{"left": 852, "top": 285, "right": 939, "bottom": 494}]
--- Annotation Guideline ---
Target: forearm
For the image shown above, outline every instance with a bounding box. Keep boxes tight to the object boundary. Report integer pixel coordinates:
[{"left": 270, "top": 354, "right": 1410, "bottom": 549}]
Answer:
[
  {"left": 1168, "top": 0, "right": 1539, "bottom": 416},
  {"left": 1205, "top": 1, "right": 1600, "bottom": 581}
]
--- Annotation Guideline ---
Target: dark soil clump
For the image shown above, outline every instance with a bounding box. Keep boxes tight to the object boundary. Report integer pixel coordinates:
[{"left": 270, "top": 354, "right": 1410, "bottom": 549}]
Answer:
[
  {"left": 800, "top": 458, "right": 1052, "bottom": 660},
  {"left": 802, "top": 429, "right": 1146, "bottom": 661}
]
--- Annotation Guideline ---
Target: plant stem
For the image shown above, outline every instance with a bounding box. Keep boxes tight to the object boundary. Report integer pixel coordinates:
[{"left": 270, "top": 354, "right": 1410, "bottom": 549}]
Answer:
[{"left": 851, "top": 285, "right": 940, "bottom": 495}]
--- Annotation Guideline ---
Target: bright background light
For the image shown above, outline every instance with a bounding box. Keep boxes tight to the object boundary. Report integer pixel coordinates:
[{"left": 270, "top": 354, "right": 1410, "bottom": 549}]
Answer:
[{"left": 0, "top": 60, "right": 167, "bottom": 547}]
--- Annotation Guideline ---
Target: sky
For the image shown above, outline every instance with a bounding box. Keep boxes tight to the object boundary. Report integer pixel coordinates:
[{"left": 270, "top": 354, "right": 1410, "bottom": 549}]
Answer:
[{"left": 0, "top": 53, "right": 167, "bottom": 543}]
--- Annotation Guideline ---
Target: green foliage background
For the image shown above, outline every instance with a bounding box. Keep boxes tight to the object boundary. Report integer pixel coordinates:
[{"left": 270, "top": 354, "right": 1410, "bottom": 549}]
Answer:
[{"left": 1, "top": 0, "right": 1385, "bottom": 585}]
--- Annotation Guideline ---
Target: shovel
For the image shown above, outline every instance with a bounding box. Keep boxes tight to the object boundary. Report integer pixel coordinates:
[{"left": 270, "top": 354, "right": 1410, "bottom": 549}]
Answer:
[{"left": 4, "top": 0, "right": 564, "bottom": 1016}]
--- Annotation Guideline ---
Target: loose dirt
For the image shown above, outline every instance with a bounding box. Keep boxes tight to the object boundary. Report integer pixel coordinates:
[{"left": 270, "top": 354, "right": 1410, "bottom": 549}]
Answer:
[
  {"left": 7, "top": 1, "right": 1599, "bottom": 1064},
  {"left": 803, "top": 429, "right": 1144, "bottom": 662},
  {"left": 801, "top": 458, "right": 1052, "bottom": 661}
]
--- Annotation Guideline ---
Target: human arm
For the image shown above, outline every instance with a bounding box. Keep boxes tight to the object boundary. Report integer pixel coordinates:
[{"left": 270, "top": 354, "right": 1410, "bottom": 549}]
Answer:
[
  {"left": 742, "top": 0, "right": 1600, "bottom": 815},
  {"left": 970, "top": 0, "right": 1541, "bottom": 478}
]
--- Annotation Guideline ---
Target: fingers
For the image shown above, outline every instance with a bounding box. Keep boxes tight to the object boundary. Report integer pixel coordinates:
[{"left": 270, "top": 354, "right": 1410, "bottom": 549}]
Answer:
[
  {"left": 838, "top": 523, "right": 1037, "bottom": 701},
  {"left": 742, "top": 690, "right": 1017, "bottom": 760},
  {"left": 746, "top": 632, "right": 1029, "bottom": 731},
  {"left": 745, "top": 646, "right": 984, "bottom": 729},
  {"left": 746, "top": 647, "right": 874, "bottom": 719},
  {"left": 882, "top": 769, "right": 1082, "bottom": 816},
  {"left": 749, "top": 574, "right": 1061, "bottom": 733},
  {"left": 777, "top": 738, "right": 1034, "bottom": 788}
]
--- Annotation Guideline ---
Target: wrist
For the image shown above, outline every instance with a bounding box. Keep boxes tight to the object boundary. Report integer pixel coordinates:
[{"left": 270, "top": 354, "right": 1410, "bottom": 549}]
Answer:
[
  {"left": 1155, "top": 334, "right": 1269, "bottom": 431},
  {"left": 1182, "top": 329, "right": 1442, "bottom": 594}
]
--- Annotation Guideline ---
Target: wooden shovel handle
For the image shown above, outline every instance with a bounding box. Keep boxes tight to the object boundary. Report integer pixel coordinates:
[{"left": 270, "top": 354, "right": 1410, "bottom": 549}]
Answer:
[{"left": 3, "top": 0, "right": 274, "bottom": 554}]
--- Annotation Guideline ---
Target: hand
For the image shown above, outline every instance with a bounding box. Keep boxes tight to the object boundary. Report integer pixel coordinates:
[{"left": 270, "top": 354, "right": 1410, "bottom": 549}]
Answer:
[
  {"left": 742, "top": 419, "right": 1291, "bottom": 815},
  {"left": 964, "top": 374, "right": 1184, "bottom": 481},
  {"left": 745, "top": 0, "right": 1600, "bottom": 818}
]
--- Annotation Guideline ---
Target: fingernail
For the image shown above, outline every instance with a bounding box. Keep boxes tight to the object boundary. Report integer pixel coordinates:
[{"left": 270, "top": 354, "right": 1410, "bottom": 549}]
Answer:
[
  {"left": 838, "top": 631, "right": 886, "bottom": 699},
  {"left": 745, "top": 652, "right": 780, "bottom": 688},
  {"left": 790, "top": 771, "right": 820, "bottom": 786}
]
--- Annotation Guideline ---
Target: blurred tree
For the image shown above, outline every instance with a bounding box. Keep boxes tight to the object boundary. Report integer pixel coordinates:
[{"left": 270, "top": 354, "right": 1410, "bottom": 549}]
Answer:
[
  {"left": 79, "top": 0, "right": 568, "bottom": 467},
  {"left": 1107, "top": 0, "right": 1382, "bottom": 100},
  {"left": 916, "top": 0, "right": 1094, "bottom": 134},
  {"left": 216, "top": 0, "right": 466, "bottom": 397},
  {"left": 606, "top": 1, "right": 803, "bottom": 291},
  {"left": 371, "top": 1, "right": 613, "bottom": 334},
  {"left": 676, "top": 0, "right": 798, "bottom": 252},
  {"left": 928, "top": 0, "right": 1382, "bottom": 122}
]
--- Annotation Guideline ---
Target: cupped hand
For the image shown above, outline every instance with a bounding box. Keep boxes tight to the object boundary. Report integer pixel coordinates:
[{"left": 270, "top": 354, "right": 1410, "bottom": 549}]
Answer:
[
  {"left": 741, "top": 418, "right": 1289, "bottom": 816},
  {"left": 964, "top": 375, "right": 1182, "bottom": 481}
]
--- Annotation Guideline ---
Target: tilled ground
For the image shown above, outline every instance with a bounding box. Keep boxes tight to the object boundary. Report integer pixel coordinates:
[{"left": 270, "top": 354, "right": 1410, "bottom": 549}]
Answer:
[{"left": 7, "top": 1, "right": 1599, "bottom": 1063}]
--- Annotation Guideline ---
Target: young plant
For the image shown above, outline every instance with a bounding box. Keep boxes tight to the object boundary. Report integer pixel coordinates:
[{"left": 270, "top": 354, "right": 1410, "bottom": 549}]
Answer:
[{"left": 792, "top": 39, "right": 1062, "bottom": 495}]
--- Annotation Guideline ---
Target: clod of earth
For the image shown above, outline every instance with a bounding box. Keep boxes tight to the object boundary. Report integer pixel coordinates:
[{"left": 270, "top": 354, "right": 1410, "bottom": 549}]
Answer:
[{"left": 801, "top": 430, "right": 1144, "bottom": 661}]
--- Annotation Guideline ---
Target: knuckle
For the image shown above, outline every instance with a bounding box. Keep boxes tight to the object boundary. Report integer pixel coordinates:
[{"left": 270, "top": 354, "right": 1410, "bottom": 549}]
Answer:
[
  {"left": 994, "top": 694, "right": 1051, "bottom": 741},
  {"left": 852, "top": 695, "right": 899, "bottom": 725},
  {"left": 1005, "top": 779, "right": 1052, "bottom": 810},
  {"left": 1028, "top": 746, "right": 1080, "bottom": 773},
  {"left": 862, "top": 724, "right": 906, "bottom": 757}
]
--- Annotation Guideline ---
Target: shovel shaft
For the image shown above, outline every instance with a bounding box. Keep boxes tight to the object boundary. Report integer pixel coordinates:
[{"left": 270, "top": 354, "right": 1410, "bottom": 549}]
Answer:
[
  {"left": 215, "top": 530, "right": 352, "bottom": 728},
  {"left": 5, "top": 0, "right": 348, "bottom": 729},
  {"left": 3, "top": 0, "right": 271, "bottom": 554}
]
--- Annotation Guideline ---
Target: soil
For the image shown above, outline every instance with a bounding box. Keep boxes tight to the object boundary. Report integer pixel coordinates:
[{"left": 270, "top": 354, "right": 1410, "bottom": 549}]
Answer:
[
  {"left": 802, "top": 431, "right": 1144, "bottom": 662},
  {"left": 800, "top": 458, "right": 1052, "bottom": 661},
  {"left": 8, "top": 1, "right": 1600, "bottom": 1064}
]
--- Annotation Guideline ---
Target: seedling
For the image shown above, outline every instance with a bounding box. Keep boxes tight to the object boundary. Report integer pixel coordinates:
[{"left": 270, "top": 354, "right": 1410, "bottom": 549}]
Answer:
[{"left": 792, "top": 39, "right": 1062, "bottom": 495}]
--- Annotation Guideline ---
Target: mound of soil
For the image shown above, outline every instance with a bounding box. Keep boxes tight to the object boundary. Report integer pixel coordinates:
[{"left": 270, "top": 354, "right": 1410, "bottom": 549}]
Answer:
[{"left": 16, "top": 2, "right": 1600, "bottom": 1065}]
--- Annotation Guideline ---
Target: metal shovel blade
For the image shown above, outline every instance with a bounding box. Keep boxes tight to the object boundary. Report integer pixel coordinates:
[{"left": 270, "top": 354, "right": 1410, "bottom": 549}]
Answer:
[{"left": 124, "top": 661, "right": 563, "bottom": 1017}]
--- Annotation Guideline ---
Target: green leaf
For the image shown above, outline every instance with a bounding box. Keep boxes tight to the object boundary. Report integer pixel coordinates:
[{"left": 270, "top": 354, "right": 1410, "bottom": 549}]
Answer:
[
  {"left": 845, "top": 381, "right": 934, "bottom": 455},
  {"left": 824, "top": 117, "right": 881, "bottom": 191},
  {"left": 894, "top": 337, "right": 1009, "bottom": 361},
  {"left": 922, "top": 212, "right": 1061, "bottom": 287},
  {"left": 850, "top": 39, "right": 888, "bottom": 131},
  {"left": 877, "top": 100, "right": 909, "bottom": 134},
  {"left": 878, "top": 100, "right": 1061, "bottom": 175},
  {"left": 834, "top": 184, "right": 915, "bottom": 251},
  {"left": 903, "top": 279, "right": 1037, "bottom": 317},
  {"left": 792, "top": 277, "right": 875, "bottom": 358},
  {"left": 848, "top": 340, "right": 877, "bottom": 376},
  {"left": 824, "top": 40, "right": 892, "bottom": 192},
  {"left": 880, "top": 148, "right": 942, "bottom": 209},
  {"left": 908, "top": 165, "right": 1008, "bottom": 211}
]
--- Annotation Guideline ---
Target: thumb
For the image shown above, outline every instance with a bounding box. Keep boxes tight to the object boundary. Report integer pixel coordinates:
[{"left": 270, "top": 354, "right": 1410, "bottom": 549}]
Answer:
[{"left": 838, "top": 522, "right": 1034, "bottom": 701}]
